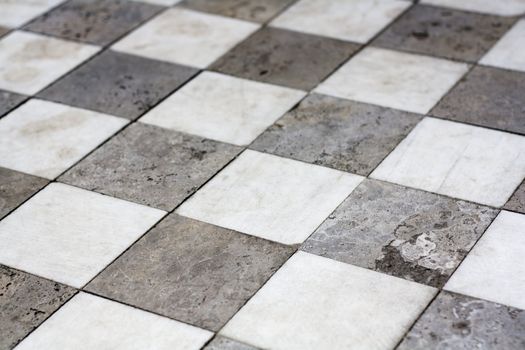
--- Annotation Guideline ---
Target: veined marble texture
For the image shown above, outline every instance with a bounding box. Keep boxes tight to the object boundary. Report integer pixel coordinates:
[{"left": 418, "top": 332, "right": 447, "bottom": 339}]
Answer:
[
  {"left": 421, "top": 0, "right": 525, "bottom": 16},
  {"left": 0, "top": 0, "right": 64, "bottom": 27},
  {"left": 481, "top": 19, "right": 525, "bottom": 72}
]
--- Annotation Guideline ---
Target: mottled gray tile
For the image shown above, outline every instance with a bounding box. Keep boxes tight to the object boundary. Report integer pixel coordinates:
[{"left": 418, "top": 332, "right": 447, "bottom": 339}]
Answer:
[
  {"left": 302, "top": 179, "right": 498, "bottom": 287},
  {"left": 39, "top": 50, "right": 197, "bottom": 120},
  {"left": 431, "top": 66, "right": 525, "bottom": 135},
  {"left": 0, "top": 27, "right": 9, "bottom": 38},
  {"left": 0, "top": 90, "right": 27, "bottom": 119},
  {"left": 0, "top": 265, "right": 76, "bottom": 350},
  {"left": 374, "top": 5, "right": 516, "bottom": 62},
  {"left": 505, "top": 180, "right": 525, "bottom": 214},
  {"left": 60, "top": 123, "right": 241, "bottom": 211},
  {"left": 204, "top": 336, "right": 260, "bottom": 350},
  {"left": 86, "top": 214, "right": 294, "bottom": 331},
  {"left": 251, "top": 93, "right": 421, "bottom": 176},
  {"left": 397, "top": 291, "right": 525, "bottom": 350},
  {"left": 211, "top": 27, "right": 359, "bottom": 90}
]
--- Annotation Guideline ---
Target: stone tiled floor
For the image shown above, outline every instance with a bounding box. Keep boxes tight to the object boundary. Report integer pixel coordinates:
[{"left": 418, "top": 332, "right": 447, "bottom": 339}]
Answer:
[{"left": 0, "top": 1, "right": 524, "bottom": 349}]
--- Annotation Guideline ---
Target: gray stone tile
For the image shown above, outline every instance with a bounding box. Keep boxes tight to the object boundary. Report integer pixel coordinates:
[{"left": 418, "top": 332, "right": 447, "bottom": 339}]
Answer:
[
  {"left": 504, "top": 180, "right": 525, "bottom": 214},
  {"left": 0, "top": 90, "right": 27, "bottom": 119},
  {"left": 211, "top": 27, "right": 359, "bottom": 90},
  {"left": 0, "top": 27, "right": 9, "bottom": 38},
  {"left": 251, "top": 93, "right": 421, "bottom": 176},
  {"left": 431, "top": 66, "right": 525, "bottom": 135},
  {"left": 0, "top": 265, "right": 76, "bottom": 350},
  {"left": 397, "top": 291, "right": 525, "bottom": 350},
  {"left": 204, "top": 336, "right": 260, "bottom": 350},
  {"left": 374, "top": 5, "right": 516, "bottom": 62},
  {"left": 302, "top": 179, "right": 498, "bottom": 288},
  {"left": 86, "top": 214, "right": 294, "bottom": 331},
  {"left": 24, "top": 0, "right": 162, "bottom": 46},
  {"left": 39, "top": 50, "right": 197, "bottom": 120},
  {"left": 60, "top": 123, "right": 241, "bottom": 211}
]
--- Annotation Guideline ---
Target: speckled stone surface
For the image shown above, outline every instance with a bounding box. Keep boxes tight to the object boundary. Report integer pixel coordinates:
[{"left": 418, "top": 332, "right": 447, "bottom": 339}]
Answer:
[
  {"left": 204, "top": 336, "right": 260, "bottom": 350},
  {"left": 398, "top": 291, "right": 525, "bottom": 350},
  {"left": 39, "top": 50, "right": 197, "bottom": 120},
  {"left": 251, "top": 93, "right": 421, "bottom": 175},
  {"left": 86, "top": 214, "right": 294, "bottom": 331},
  {"left": 0, "top": 90, "right": 27, "bottom": 118},
  {"left": 505, "top": 181, "right": 525, "bottom": 214},
  {"left": 302, "top": 179, "right": 498, "bottom": 287},
  {"left": 432, "top": 66, "right": 525, "bottom": 135},
  {"left": 211, "top": 27, "right": 359, "bottom": 90},
  {"left": 60, "top": 123, "right": 241, "bottom": 211},
  {"left": 0, "top": 265, "right": 76, "bottom": 350},
  {"left": 374, "top": 5, "right": 516, "bottom": 62}
]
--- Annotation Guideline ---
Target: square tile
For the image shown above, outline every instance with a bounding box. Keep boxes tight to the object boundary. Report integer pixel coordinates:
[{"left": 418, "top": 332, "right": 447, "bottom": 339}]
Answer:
[
  {"left": 481, "top": 19, "right": 525, "bottom": 72},
  {"left": 39, "top": 50, "right": 197, "bottom": 119},
  {"left": 0, "top": 31, "right": 99, "bottom": 95},
  {"left": 211, "top": 27, "right": 360, "bottom": 90},
  {"left": 373, "top": 5, "right": 516, "bottom": 62},
  {"left": 303, "top": 179, "right": 498, "bottom": 287},
  {"left": 371, "top": 117, "right": 525, "bottom": 207},
  {"left": 445, "top": 211, "right": 525, "bottom": 310},
  {"left": 421, "top": 0, "right": 525, "bottom": 16},
  {"left": 0, "top": 90, "right": 27, "bottom": 118},
  {"left": 0, "top": 99, "right": 127, "bottom": 179},
  {"left": 316, "top": 47, "right": 469, "bottom": 114},
  {"left": 24, "top": 0, "right": 162, "bottom": 46},
  {"left": 87, "top": 214, "right": 294, "bottom": 331},
  {"left": 0, "top": 0, "right": 64, "bottom": 28},
  {"left": 251, "top": 93, "right": 421, "bottom": 175},
  {"left": 0, "top": 183, "right": 165, "bottom": 288},
  {"left": 0, "top": 265, "right": 76, "bottom": 350},
  {"left": 221, "top": 251, "right": 436, "bottom": 350},
  {"left": 140, "top": 71, "right": 305, "bottom": 146},
  {"left": 60, "top": 123, "right": 241, "bottom": 211},
  {"left": 15, "top": 292, "right": 212, "bottom": 350},
  {"left": 177, "top": 150, "right": 363, "bottom": 245},
  {"left": 504, "top": 180, "right": 525, "bottom": 214},
  {"left": 271, "top": 0, "right": 410, "bottom": 43},
  {"left": 204, "top": 336, "right": 260, "bottom": 350},
  {"left": 112, "top": 8, "right": 259, "bottom": 68}
]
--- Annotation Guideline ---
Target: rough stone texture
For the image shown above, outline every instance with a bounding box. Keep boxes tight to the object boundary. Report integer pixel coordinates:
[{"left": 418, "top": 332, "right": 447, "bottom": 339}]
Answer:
[
  {"left": 24, "top": 0, "right": 162, "bottom": 46},
  {"left": 60, "top": 123, "right": 241, "bottom": 211},
  {"left": 398, "top": 291, "right": 525, "bottom": 350},
  {"left": 302, "top": 179, "right": 498, "bottom": 288},
  {"left": 251, "top": 93, "right": 421, "bottom": 176},
  {"left": 505, "top": 180, "right": 525, "bottom": 214},
  {"left": 211, "top": 27, "right": 359, "bottom": 90},
  {"left": 86, "top": 214, "right": 294, "bottom": 331},
  {"left": 431, "top": 66, "right": 525, "bottom": 135},
  {"left": 374, "top": 5, "right": 516, "bottom": 62},
  {"left": 204, "top": 336, "right": 260, "bottom": 350},
  {"left": 39, "top": 50, "right": 197, "bottom": 120},
  {"left": 0, "top": 90, "right": 27, "bottom": 119},
  {"left": 0, "top": 265, "right": 76, "bottom": 350},
  {"left": 0, "top": 27, "right": 8, "bottom": 38}
]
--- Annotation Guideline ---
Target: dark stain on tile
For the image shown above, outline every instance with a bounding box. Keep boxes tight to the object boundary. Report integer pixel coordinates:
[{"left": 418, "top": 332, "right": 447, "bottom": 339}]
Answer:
[
  {"left": 504, "top": 180, "right": 525, "bottom": 214},
  {"left": 0, "top": 90, "right": 27, "bottom": 119},
  {"left": 204, "top": 336, "right": 260, "bottom": 350}
]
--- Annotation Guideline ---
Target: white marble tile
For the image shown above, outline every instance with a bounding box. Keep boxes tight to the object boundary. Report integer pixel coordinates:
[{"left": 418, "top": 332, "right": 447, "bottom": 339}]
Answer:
[
  {"left": 112, "top": 8, "right": 259, "bottom": 68},
  {"left": 480, "top": 19, "right": 525, "bottom": 72},
  {"left": 421, "top": 0, "right": 525, "bottom": 16},
  {"left": 0, "top": 99, "right": 128, "bottom": 179},
  {"left": 0, "top": 0, "right": 64, "bottom": 28},
  {"left": 445, "top": 211, "right": 525, "bottom": 310},
  {"left": 176, "top": 150, "right": 363, "bottom": 245},
  {"left": 221, "top": 251, "right": 436, "bottom": 350},
  {"left": 371, "top": 117, "right": 525, "bottom": 207},
  {"left": 140, "top": 72, "right": 305, "bottom": 146},
  {"left": 0, "top": 31, "right": 99, "bottom": 95},
  {"left": 0, "top": 183, "right": 165, "bottom": 288},
  {"left": 315, "top": 47, "right": 469, "bottom": 114},
  {"left": 15, "top": 292, "right": 212, "bottom": 350},
  {"left": 271, "top": 0, "right": 410, "bottom": 43}
]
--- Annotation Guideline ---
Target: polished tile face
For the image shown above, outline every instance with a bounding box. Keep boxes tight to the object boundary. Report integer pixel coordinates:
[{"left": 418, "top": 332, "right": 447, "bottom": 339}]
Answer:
[
  {"left": 251, "top": 93, "right": 421, "bottom": 175},
  {"left": 481, "top": 19, "right": 525, "bottom": 72},
  {"left": 445, "top": 211, "right": 525, "bottom": 310},
  {"left": 374, "top": 5, "right": 516, "bottom": 62},
  {"left": 221, "top": 252, "right": 436, "bottom": 350},
  {"left": 39, "top": 50, "right": 196, "bottom": 120},
  {"left": 87, "top": 214, "right": 294, "bottom": 331},
  {"left": 204, "top": 336, "right": 260, "bottom": 350},
  {"left": 303, "top": 179, "right": 498, "bottom": 287},
  {"left": 112, "top": 8, "right": 259, "bottom": 68},
  {"left": 0, "top": 31, "right": 99, "bottom": 95},
  {"left": 0, "top": 90, "right": 26, "bottom": 118},
  {"left": 316, "top": 47, "right": 469, "bottom": 114},
  {"left": 0, "top": 99, "right": 127, "bottom": 179},
  {"left": 140, "top": 72, "right": 305, "bottom": 146},
  {"left": 0, "top": 265, "right": 76, "bottom": 350},
  {"left": 0, "top": 183, "right": 165, "bottom": 288},
  {"left": 371, "top": 118, "right": 525, "bottom": 207},
  {"left": 211, "top": 27, "right": 360, "bottom": 90},
  {"left": 177, "top": 150, "right": 363, "bottom": 245},
  {"left": 60, "top": 123, "right": 241, "bottom": 211},
  {"left": 25, "top": 0, "right": 162, "bottom": 46},
  {"left": 421, "top": 0, "right": 525, "bottom": 16},
  {"left": 0, "top": 0, "right": 64, "bottom": 28},
  {"left": 504, "top": 180, "right": 525, "bottom": 214},
  {"left": 398, "top": 291, "right": 525, "bottom": 350},
  {"left": 271, "top": 0, "right": 410, "bottom": 43},
  {"left": 15, "top": 293, "right": 213, "bottom": 350}
]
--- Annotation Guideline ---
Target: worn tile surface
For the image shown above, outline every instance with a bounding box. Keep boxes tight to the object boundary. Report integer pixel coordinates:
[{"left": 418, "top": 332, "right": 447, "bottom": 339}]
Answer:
[
  {"left": 0, "top": 0, "right": 64, "bottom": 28},
  {"left": 0, "top": 90, "right": 27, "bottom": 118},
  {"left": 504, "top": 180, "right": 525, "bottom": 214},
  {"left": 204, "top": 336, "right": 260, "bottom": 350},
  {"left": 421, "top": 0, "right": 525, "bottom": 16},
  {"left": 481, "top": 19, "right": 525, "bottom": 72}
]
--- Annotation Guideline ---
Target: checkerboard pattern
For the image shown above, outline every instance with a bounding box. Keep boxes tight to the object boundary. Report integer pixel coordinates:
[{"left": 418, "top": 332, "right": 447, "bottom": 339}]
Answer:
[{"left": 1, "top": 1, "right": 524, "bottom": 349}]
